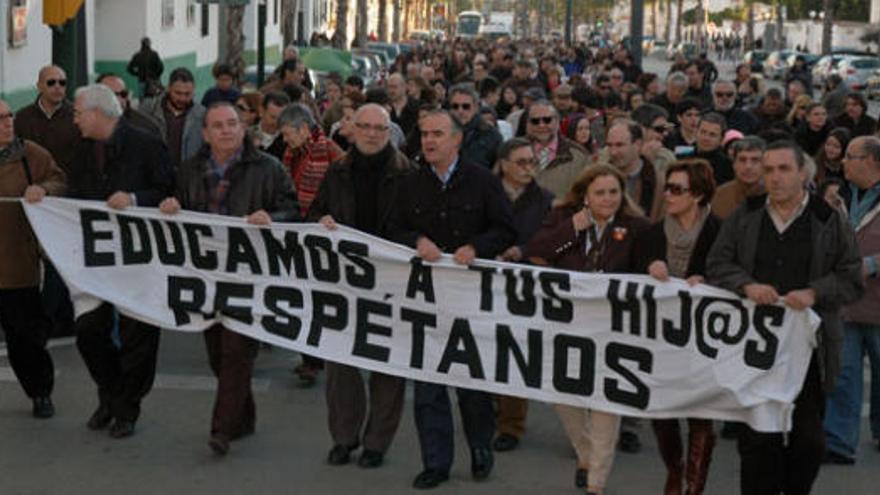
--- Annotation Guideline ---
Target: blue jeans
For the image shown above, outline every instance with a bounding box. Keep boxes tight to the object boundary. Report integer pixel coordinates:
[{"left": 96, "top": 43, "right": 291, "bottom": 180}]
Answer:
[{"left": 824, "top": 322, "right": 880, "bottom": 458}]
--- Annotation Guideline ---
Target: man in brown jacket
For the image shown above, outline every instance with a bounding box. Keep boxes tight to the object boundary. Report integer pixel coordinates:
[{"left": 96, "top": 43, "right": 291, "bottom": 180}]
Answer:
[{"left": 0, "top": 99, "right": 66, "bottom": 418}]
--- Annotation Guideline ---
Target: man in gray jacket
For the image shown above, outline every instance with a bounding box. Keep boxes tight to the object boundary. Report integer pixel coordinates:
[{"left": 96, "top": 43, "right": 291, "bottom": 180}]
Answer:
[
  {"left": 707, "top": 140, "right": 863, "bottom": 494},
  {"left": 140, "top": 67, "right": 205, "bottom": 170}
]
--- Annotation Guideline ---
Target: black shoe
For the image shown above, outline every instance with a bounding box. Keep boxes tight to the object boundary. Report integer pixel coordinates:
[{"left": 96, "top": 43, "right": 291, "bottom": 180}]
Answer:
[
  {"left": 358, "top": 449, "right": 384, "bottom": 468},
  {"left": 617, "top": 430, "right": 641, "bottom": 453},
  {"left": 32, "top": 396, "right": 55, "bottom": 419},
  {"left": 209, "top": 434, "right": 230, "bottom": 456},
  {"left": 492, "top": 433, "right": 519, "bottom": 452},
  {"left": 575, "top": 468, "right": 588, "bottom": 488},
  {"left": 87, "top": 405, "right": 112, "bottom": 430},
  {"left": 471, "top": 447, "right": 494, "bottom": 481},
  {"left": 108, "top": 419, "right": 135, "bottom": 439},
  {"left": 823, "top": 450, "right": 855, "bottom": 465},
  {"left": 720, "top": 421, "right": 742, "bottom": 440},
  {"left": 327, "top": 444, "right": 358, "bottom": 465},
  {"left": 412, "top": 469, "right": 449, "bottom": 489}
]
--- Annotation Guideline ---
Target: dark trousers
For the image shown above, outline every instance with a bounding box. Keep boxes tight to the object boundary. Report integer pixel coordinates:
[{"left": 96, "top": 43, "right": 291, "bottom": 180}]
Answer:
[
  {"left": 414, "top": 382, "right": 495, "bottom": 473},
  {"left": 75, "top": 303, "right": 160, "bottom": 422},
  {"left": 739, "top": 356, "right": 825, "bottom": 495},
  {"left": 0, "top": 288, "right": 54, "bottom": 398},
  {"left": 40, "top": 261, "right": 74, "bottom": 337},
  {"left": 325, "top": 362, "right": 405, "bottom": 453},
  {"left": 204, "top": 325, "right": 259, "bottom": 439}
]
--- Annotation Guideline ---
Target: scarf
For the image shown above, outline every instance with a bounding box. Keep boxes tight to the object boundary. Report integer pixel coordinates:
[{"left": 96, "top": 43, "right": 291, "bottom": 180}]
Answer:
[
  {"left": 663, "top": 207, "right": 709, "bottom": 278},
  {"left": 0, "top": 138, "right": 25, "bottom": 165}
]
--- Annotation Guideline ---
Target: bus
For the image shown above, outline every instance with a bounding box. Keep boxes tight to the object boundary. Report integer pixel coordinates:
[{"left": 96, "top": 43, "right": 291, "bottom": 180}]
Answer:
[{"left": 457, "top": 11, "right": 482, "bottom": 39}]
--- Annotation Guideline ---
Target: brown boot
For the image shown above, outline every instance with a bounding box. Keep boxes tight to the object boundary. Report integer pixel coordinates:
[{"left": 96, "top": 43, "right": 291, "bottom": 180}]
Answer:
[
  {"left": 684, "top": 419, "right": 715, "bottom": 495},
  {"left": 652, "top": 419, "right": 683, "bottom": 495}
]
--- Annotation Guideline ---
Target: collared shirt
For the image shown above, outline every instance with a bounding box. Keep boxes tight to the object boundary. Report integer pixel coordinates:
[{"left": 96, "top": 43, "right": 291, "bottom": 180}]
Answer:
[
  {"left": 37, "top": 97, "right": 61, "bottom": 119},
  {"left": 533, "top": 136, "right": 559, "bottom": 170},
  {"left": 431, "top": 157, "right": 459, "bottom": 186},
  {"left": 256, "top": 125, "right": 280, "bottom": 150},
  {"left": 624, "top": 159, "right": 645, "bottom": 199},
  {"left": 766, "top": 190, "right": 810, "bottom": 234},
  {"left": 207, "top": 147, "right": 243, "bottom": 215},
  {"left": 585, "top": 214, "right": 615, "bottom": 255}
]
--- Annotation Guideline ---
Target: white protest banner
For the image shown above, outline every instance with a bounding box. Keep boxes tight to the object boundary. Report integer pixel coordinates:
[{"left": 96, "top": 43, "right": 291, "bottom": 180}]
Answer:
[{"left": 23, "top": 198, "right": 819, "bottom": 432}]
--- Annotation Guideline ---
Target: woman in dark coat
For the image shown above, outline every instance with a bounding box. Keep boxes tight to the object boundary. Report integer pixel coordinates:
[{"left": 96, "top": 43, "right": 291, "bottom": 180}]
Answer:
[
  {"left": 527, "top": 164, "right": 649, "bottom": 495},
  {"left": 632, "top": 159, "right": 721, "bottom": 495}
]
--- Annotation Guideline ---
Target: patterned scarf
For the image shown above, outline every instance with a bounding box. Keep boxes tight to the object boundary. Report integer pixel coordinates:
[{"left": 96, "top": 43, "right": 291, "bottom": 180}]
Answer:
[{"left": 663, "top": 207, "right": 709, "bottom": 278}]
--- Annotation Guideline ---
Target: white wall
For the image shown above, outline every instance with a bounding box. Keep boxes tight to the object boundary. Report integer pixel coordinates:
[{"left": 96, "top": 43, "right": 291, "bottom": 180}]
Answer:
[
  {"left": 93, "top": 0, "right": 147, "bottom": 61},
  {"left": 0, "top": 0, "right": 54, "bottom": 96},
  {"left": 142, "top": 0, "right": 219, "bottom": 66},
  {"left": 244, "top": 0, "right": 283, "bottom": 53}
]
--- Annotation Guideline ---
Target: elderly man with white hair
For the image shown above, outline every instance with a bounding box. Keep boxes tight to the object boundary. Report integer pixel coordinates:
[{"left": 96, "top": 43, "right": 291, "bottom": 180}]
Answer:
[
  {"left": 68, "top": 84, "right": 174, "bottom": 439},
  {"left": 711, "top": 79, "right": 759, "bottom": 135},
  {"left": 309, "top": 103, "right": 417, "bottom": 468}
]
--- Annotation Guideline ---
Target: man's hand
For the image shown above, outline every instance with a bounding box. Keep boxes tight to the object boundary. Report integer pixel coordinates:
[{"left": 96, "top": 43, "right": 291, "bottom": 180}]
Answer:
[
  {"left": 319, "top": 215, "right": 338, "bottom": 230},
  {"left": 783, "top": 288, "right": 816, "bottom": 310},
  {"left": 159, "top": 197, "right": 181, "bottom": 214},
  {"left": 648, "top": 260, "right": 670, "bottom": 281},
  {"left": 416, "top": 236, "right": 442, "bottom": 262},
  {"left": 246, "top": 209, "right": 272, "bottom": 225},
  {"left": 107, "top": 191, "right": 133, "bottom": 210},
  {"left": 743, "top": 283, "right": 781, "bottom": 305},
  {"left": 23, "top": 185, "right": 47, "bottom": 203},
  {"left": 453, "top": 244, "right": 477, "bottom": 265},
  {"left": 498, "top": 246, "right": 522, "bottom": 262}
]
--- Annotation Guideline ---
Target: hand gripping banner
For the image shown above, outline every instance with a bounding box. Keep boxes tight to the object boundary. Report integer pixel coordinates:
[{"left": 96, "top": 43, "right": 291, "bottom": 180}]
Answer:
[{"left": 23, "top": 198, "right": 820, "bottom": 432}]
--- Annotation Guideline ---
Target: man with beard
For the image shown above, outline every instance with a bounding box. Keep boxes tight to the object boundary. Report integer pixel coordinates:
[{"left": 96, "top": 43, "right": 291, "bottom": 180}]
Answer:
[
  {"left": 140, "top": 68, "right": 206, "bottom": 170},
  {"left": 525, "top": 100, "right": 590, "bottom": 199},
  {"left": 751, "top": 88, "right": 792, "bottom": 134},
  {"left": 310, "top": 104, "right": 417, "bottom": 469},
  {"left": 711, "top": 80, "right": 758, "bottom": 135}
]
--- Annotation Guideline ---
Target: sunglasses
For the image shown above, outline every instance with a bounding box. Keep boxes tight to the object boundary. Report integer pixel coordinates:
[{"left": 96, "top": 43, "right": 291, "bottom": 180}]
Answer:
[
  {"left": 450, "top": 103, "right": 472, "bottom": 110},
  {"left": 46, "top": 79, "right": 67, "bottom": 87},
  {"left": 714, "top": 91, "right": 735, "bottom": 98},
  {"left": 652, "top": 124, "right": 672, "bottom": 134},
  {"left": 529, "top": 116, "right": 555, "bottom": 125},
  {"left": 664, "top": 183, "right": 691, "bottom": 195},
  {"left": 115, "top": 90, "right": 129, "bottom": 99},
  {"left": 236, "top": 104, "right": 254, "bottom": 113}
]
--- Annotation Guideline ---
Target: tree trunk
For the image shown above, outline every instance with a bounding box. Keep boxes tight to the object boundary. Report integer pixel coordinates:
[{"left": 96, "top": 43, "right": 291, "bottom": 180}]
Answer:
[
  {"left": 225, "top": 5, "right": 245, "bottom": 82},
  {"left": 665, "top": 0, "right": 673, "bottom": 43},
  {"left": 281, "top": 0, "right": 296, "bottom": 48},
  {"left": 333, "top": 0, "right": 349, "bottom": 49},
  {"left": 775, "top": 1, "right": 784, "bottom": 50},
  {"left": 392, "top": 0, "right": 401, "bottom": 41},
  {"left": 378, "top": 0, "right": 388, "bottom": 42},
  {"left": 675, "top": 0, "right": 683, "bottom": 44},
  {"left": 356, "top": 0, "right": 368, "bottom": 47},
  {"left": 695, "top": 0, "right": 703, "bottom": 50},
  {"left": 746, "top": 1, "right": 754, "bottom": 51},
  {"left": 651, "top": 0, "right": 658, "bottom": 38},
  {"left": 822, "top": 0, "right": 833, "bottom": 55}
]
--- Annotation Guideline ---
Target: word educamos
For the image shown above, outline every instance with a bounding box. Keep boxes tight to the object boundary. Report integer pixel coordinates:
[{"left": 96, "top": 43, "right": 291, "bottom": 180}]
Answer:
[{"left": 79, "top": 209, "right": 375, "bottom": 288}]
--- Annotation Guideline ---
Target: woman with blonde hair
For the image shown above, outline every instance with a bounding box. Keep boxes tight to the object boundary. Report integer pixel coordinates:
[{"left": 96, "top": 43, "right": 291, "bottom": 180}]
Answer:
[
  {"left": 527, "top": 165, "right": 650, "bottom": 495},
  {"left": 786, "top": 94, "right": 812, "bottom": 128}
]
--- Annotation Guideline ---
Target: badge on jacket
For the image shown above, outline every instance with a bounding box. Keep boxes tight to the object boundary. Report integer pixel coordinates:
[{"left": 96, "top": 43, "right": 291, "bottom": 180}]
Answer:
[{"left": 612, "top": 226, "right": 628, "bottom": 242}]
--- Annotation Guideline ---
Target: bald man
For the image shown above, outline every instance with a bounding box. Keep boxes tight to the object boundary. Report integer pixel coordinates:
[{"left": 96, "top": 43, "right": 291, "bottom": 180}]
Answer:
[
  {"left": 309, "top": 104, "right": 417, "bottom": 468},
  {"left": 386, "top": 73, "right": 419, "bottom": 133},
  {"left": 96, "top": 73, "right": 161, "bottom": 137}
]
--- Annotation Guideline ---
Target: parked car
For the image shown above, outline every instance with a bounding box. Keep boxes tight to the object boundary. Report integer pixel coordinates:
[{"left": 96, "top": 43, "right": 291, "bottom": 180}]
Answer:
[
  {"left": 351, "top": 54, "right": 379, "bottom": 86},
  {"left": 763, "top": 50, "right": 796, "bottom": 80},
  {"left": 866, "top": 69, "right": 880, "bottom": 100},
  {"left": 666, "top": 42, "right": 698, "bottom": 60},
  {"left": 811, "top": 54, "right": 845, "bottom": 89},
  {"left": 744, "top": 50, "right": 769, "bottom": 73},
  {"left": 785, "top": 53, "right": 820, "bottom": 71},
  {"left": 836, "top": 56, "right": 880, "bottom": 91},
  {"left": 366, "top": 42, "right": 401, "bottom": 63}
]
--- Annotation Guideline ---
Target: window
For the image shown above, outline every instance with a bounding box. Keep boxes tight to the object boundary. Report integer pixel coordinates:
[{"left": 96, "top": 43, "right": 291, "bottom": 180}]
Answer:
[
  {"left": 187, "top": 0, "right": 197, "bottom": 27},
  {"left": 161, "top": 0, "right": 175, "bottom": 29},
  {"left": 201, "top": 2, "right": 210, "bottom": 37}
]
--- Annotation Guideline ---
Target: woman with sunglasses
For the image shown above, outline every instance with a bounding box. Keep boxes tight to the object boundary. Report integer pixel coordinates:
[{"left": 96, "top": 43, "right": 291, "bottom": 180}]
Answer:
[
  {"left": 633, "top": 159, "right": 720, "bottom": 495},
  {"left": 527, "top": 165, "right": 649, "bottom": 495},
  {"left": 235, "top": 92, "right": 263, "bottom": 128}
]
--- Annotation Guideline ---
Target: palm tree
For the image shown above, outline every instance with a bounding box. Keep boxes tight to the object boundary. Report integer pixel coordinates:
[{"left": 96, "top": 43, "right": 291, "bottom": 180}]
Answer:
[
  {"left": 675, "top": 0, "right": 683, "bottom": 45},
  {"left": 665, "top": 0, "right": 673, "bottom": 43},
  {"left": 281, "top": 0, "right": 297, "bottom": 47},
  {"left": 225, "top": 4, "right": 245, "bottom": 82},
  {"left": 356, "top": 0, "right": 368, "bottom": 47},
  {"left": 822, "top": 0, "right": 833, "bottom": 55},
  {"left": 378, "top": 0, "right": 388, "bottom": 42},
  {"left": 392, "top": 0, "right": 401, "bottom": 42},
  {"left": 651, "top": 0, "right": 658, "bottom": 38},
  {"left": 333, "top": 0, "right": 349, "bottom": 49},
  {"left": 746, "top": 0, "right": 754, "bottom": 50}
]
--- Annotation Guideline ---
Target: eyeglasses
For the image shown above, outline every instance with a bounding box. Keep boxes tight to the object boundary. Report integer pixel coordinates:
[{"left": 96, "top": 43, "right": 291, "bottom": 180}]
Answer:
[
  {"left": 236, "top": 104, "right": 254, "bottom": 113},
  {"left": 651, "top": 124, "right": 673, "bottom": 134},
  {"left": 664, "top": 183, "right": 691, "bottom": 195},
  {"left": 115, "top": 90, "right": 129, "bottom": 99},
  {"left": 450, "top": 103, "right": 472, "bottom": 111},
  {"left": 714, "top": 91, "right": 735, "bottom": 98},
  {"left": 355, "top": 122, "right": 389, "bottom": 133},
  {"left": 844, "top": 153, "right": 868, "bottom": 161},
  {"left": 529, "top": 116, "right": 555, "bottom": 125},
  {"left": 510, "top": 157, "right": 537, "bottom": 168},
  {"left": 46, "top": 79, "right": 67, "bottom": 87}
]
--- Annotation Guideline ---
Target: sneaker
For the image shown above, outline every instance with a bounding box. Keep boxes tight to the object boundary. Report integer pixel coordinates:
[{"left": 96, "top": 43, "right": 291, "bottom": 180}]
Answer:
[{"left": 32, "top": 396, "right": 55, "bottom": 419}]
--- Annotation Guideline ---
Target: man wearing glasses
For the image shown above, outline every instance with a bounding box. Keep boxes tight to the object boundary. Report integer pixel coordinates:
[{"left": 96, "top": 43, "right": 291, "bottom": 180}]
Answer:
[
  {"left": 96, "top": 73, "right": 161, "bottom": 137},
  {"left": 448, "top": 84, "right": 502, "bottom": 170},
  {"left": 711, "top": 80, "right": 758, "bottom": 136},
  {"left": 309, "top": 104, "right": 417, "bottom": 469},
  {"left": 525, "top": 100, "right": 591, "bottom": 199}
]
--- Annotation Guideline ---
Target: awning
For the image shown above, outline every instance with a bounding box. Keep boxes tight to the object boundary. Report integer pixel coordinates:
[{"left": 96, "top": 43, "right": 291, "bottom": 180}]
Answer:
[{"left": 43, "top": 0, "right": 84, "bottom": 27}]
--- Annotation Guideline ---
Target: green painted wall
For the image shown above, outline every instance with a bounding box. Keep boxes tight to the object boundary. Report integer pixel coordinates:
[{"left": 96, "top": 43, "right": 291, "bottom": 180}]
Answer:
[
  {"left": 0, "top": 87, "right": 39, "bottom": 112},
  {"left": 95, "top": 51, "right": 215, "bottom": 102}
]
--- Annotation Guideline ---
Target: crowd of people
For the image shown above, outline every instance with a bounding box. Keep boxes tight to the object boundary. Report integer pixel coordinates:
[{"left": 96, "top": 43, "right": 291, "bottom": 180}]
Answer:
[{"left": 1, "top": 33, "right": 879, "bottom": 495}]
